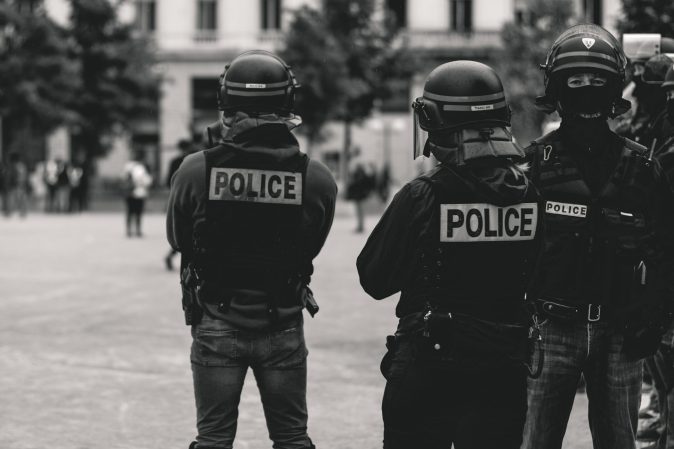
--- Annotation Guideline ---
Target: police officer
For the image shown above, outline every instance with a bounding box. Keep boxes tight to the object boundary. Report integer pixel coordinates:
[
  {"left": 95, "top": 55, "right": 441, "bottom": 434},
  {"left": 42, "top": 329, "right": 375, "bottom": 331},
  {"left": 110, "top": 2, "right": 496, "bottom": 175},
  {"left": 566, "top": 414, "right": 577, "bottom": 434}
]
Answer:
[
  {"left": 167, "top": 50, "right": 337, "bottom": 449},
  {"left": 522, "top": 25, "right": 674, "bottom": 449},
  {"left": 657, "top": 65, "right": 674, "bottom": 177},
  {"left": 618, "top": 35, "right": 674, "bottom": 145},
  {"left": 357, "top": 60, "right": 544, "bottom": 449}
]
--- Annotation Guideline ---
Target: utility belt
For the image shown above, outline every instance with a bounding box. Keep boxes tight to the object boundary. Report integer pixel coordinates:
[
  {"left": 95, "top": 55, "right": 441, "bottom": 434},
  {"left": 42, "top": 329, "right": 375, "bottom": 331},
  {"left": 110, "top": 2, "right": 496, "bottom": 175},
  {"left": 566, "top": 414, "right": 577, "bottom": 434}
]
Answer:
[
  {"left": 180, "top": 262, "right": 319, "bottom": 326},
  {"left": 537, "top": 298, "right": 610, "bottom": 323},
  {"left": 396, "top": 304, "right": 543, "bottom": 378}
]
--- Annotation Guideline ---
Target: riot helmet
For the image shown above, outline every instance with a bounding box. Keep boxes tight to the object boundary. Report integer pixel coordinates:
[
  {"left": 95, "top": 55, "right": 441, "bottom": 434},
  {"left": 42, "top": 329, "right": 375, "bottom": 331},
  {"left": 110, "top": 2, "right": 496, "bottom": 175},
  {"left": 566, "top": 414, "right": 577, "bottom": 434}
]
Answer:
[
  {"left": 623, "top": 34, "right": 674, "bottom": 78},
  {"left": 411, "top": 60, "right": 522, "bottom": 162},
  {"left": 537, "top": 24, "right": 629, "bottom": 118},
  {"left": 217, "top": 50, "right": 300, "bottom": 116}
]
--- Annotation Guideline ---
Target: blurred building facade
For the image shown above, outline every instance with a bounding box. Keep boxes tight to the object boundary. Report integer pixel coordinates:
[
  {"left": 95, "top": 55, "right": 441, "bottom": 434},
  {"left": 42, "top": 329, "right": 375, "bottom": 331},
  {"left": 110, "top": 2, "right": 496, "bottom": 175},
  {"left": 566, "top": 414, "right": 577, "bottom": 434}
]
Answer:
[{"left": 39, "top": 0, "right": 622, "bottom": 187}]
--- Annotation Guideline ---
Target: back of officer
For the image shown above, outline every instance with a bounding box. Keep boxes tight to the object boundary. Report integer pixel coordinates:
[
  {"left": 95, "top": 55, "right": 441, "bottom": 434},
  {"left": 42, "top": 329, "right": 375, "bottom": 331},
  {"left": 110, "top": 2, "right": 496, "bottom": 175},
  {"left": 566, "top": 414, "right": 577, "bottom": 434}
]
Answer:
[
  {"left": 522, "top": 24, "right": 674, "bottom": 449},
  {"left": 652, "top": 63, "right": 674, "bottom": 175},
  {"left": 357, "top": 60, "right": 544, "bottom": 449},
  {"left": 167, "top": 50, "right": 337, "bottom": 449}
]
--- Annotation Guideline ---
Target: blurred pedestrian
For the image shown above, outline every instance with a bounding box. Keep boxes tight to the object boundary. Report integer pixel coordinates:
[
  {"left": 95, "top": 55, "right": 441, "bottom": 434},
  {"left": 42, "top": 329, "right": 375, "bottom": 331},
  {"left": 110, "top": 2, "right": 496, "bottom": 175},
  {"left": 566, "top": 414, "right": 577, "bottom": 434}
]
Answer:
[
  {"left": 43, "top": 158, "right": 59, "bottom": 212},
  {"left": 30, "top": 161, "right": 47, "bottom": 213},
  {"left": 67, "top": 162, "right": 85, "bottom": 213},
  {"left": 5, "top": 152, "right": 29, "bottom": 217},
  {"left": 55, "top": 159, "right": 70, "bottom": 212},
  {"left": 164, "top": 139, "right": 194, "bottom": 270},
  {"left": 122, "top": 151, "right": 153, "bottom": 237},
  {"left": 345, "top": 148, "right": 376, "bottom": 233},
  {"left": 168, "top": 50, "right": 336, "bottom": 449},
  {"left": 358, "top": 60, "right": 544, "bottom": 449}
]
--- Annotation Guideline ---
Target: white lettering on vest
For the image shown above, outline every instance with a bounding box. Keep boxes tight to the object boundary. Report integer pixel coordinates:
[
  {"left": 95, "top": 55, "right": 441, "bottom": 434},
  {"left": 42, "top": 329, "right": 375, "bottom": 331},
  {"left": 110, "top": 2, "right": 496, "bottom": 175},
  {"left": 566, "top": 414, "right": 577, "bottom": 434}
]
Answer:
[
  {"left": 209, "top": 168, "right": 302, "bottom": 205},
  {"left": 545, "top": 201, "right": 587, "bottom": 218},
  {"left": 440, "top": 203, "right": 538, "bottom": 242}
]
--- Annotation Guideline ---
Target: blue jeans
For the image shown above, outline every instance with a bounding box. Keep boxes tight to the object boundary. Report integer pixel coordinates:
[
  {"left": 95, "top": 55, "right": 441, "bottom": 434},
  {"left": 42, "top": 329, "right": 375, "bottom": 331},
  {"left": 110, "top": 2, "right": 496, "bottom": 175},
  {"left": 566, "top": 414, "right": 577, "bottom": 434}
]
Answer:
[
  {"left": 382, "top": 336, "right": 528, "bottom": 449},
  {"left": 190, "top": 315, "right": 313, "bottom": 449},
  {"left": 645, "top": 328, "right": 674, "bottom": 449},
  {"left": 522, "top": 318, "right": 643, "bottom": 449}
]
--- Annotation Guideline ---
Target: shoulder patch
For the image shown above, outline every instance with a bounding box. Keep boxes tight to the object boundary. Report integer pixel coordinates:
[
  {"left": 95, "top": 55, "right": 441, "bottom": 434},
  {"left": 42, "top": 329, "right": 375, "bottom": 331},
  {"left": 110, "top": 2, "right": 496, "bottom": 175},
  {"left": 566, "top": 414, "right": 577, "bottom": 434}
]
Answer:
[
  {"left": 440, "top": 203, "right": 538, "bottom": 242},
  {"left": 208, "top": 167, "right": 302, "bottom": 205}
]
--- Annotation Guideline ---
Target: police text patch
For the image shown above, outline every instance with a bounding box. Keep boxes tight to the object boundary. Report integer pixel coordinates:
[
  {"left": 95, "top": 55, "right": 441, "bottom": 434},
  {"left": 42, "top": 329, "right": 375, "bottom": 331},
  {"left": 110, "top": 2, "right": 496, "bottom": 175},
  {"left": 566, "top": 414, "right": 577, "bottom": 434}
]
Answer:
[
  {"left": 208, "top": 168, "right": 302, "bottom": 205},
  {"left": 545, "top": 201, "right": 587, "bottom": 218},
  {"left": 440, "top": 203, "right": 538, "bottom": 242}
]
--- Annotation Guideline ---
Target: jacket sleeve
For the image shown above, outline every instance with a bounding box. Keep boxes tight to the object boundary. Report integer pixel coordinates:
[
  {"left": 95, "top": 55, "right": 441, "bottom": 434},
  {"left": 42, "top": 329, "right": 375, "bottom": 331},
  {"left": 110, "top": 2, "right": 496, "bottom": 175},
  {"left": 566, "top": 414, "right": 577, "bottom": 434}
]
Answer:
[
  {"left": 304, "top": 159, "right": 338, "bottom": 261},
  {"left": 651, "top": 160, "right": 674, "bottom": 303},
  {"left": 166, "top": 153, "right": 205, "bottom": 253},
  {"left": 357, "top": 181, "right": 433, "bottom": 300}
]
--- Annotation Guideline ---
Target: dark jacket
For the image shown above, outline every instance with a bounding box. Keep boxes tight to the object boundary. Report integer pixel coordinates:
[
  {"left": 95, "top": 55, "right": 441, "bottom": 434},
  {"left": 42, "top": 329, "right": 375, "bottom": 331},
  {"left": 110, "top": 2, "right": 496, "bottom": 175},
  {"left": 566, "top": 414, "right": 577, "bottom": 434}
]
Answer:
[
  {"left": 357, "top": 146, "right": 543, "bottom": 324},
  {"left": 167, "top": 112, "right": 337, "bottom": 330},
  {"left": 525, "top": 120, "right": 674, "bottom": 320}
]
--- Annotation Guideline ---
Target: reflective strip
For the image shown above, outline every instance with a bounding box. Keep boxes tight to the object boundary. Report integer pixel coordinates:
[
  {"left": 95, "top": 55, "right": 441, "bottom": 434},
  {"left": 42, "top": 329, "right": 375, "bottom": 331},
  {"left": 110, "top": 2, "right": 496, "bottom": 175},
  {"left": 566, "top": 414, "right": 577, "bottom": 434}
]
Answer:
[
  {"left": 662, "top": 80, "right": 674, "bottom": 88},
  {"left": 554, "top": 51, "right": 617, "bottom": 62},
  {"left": 442, "top": 100, "right": 507, "bottom": 111},
  {"left": 551, "top": 62, "right": 618, "bottom": 74},
  {"left": 424, "top": 91, "right": 505, "bottom": 103},
  {"left": 226, "top": 88, "right": 287, "bottom": 97},
  {"left": 225, "top": 80, "right": 290, "bottom": 89}
]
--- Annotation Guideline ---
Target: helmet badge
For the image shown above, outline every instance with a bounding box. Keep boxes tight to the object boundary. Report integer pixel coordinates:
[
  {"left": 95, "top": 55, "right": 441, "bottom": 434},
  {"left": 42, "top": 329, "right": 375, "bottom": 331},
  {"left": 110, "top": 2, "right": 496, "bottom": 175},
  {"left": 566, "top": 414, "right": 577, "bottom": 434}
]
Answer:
[{"left": 582, "top": 38, "right": 596, "bottom": 49}]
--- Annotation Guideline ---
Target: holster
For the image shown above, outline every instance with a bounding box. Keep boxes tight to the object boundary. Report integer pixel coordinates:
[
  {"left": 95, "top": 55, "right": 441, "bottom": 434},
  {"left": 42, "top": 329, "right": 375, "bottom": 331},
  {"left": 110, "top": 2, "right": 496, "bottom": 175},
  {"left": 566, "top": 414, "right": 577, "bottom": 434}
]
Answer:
[
  {"left": 181, "top": 265, "right": 203, "bottom": 326},
  {"left": 289, "top": 275, "right": 319, "bottom": 317}
]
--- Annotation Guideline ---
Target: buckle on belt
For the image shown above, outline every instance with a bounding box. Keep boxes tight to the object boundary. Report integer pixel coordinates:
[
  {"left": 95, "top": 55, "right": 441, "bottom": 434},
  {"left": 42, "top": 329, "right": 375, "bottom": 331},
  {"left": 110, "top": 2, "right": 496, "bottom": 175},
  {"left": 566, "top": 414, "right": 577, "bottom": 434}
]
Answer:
[{"left": 588, "top": 304, "right": 601, "bottom": 322}]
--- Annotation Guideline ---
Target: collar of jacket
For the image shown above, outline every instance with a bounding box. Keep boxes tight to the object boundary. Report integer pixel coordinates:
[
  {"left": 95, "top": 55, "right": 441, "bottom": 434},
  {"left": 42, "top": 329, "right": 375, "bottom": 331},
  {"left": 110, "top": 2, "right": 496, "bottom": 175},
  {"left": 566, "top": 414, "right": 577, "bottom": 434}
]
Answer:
[
  {"left": 220, "top": 111, "right": 302, "bottom": 160},
  {"left": 428, "top": 126, "right": 525, "bottom": 165}
]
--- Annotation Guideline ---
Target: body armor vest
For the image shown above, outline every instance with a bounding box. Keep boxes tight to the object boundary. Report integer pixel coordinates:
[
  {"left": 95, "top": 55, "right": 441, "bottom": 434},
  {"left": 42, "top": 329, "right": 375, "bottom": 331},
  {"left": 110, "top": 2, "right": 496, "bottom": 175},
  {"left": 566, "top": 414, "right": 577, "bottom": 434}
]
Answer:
[
  {"left": 193, "top": 144, "right": 310, "bottom": 308},
  {"left": 529, "top": 130, "right": 656, "bottom": 308},
  {"left": 398, "top": 165, "right": 542, "bottom": 322}
]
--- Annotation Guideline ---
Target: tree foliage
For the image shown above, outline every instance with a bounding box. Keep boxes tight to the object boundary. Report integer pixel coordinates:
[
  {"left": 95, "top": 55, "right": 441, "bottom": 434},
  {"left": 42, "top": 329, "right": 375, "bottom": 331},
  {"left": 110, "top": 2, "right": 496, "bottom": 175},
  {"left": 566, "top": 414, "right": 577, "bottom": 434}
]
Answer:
[
  {"left": 618, "top": 0, "right": 674, "bottom": 36},
  {"left": 0, "top": 4, "right": 80, "bottom": 157},
  {"left": 69, "top": 0, "right": 160, "bottom": 159},
  {"left": 280, "top": 6, "right": 348, "bottom": 151},
  {"left": 0, "top": 0, "right": 159, "bottom": 164},
  {"left": 497, "top": 0, "right": 577, "bottom": 143},
  {"left": 281, "top": 0, "right": 413, "bottom": 177}
]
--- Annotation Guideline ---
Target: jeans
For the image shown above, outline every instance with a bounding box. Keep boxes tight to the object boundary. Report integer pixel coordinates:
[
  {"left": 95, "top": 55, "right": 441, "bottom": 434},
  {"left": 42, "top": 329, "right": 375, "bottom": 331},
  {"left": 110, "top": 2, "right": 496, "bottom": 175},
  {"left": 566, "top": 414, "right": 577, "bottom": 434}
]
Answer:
[
  {"left": 190, "top": 315, "right": 313, "bottom": 449},
  {"left": 522, "top": 318, "right": 643, "bottom": 449},
  {"left": 645, "top": 328, "right": 674, "bottom": 449},
  {"left": 381, "top": 336, "right": 528, "bottom": 449}
]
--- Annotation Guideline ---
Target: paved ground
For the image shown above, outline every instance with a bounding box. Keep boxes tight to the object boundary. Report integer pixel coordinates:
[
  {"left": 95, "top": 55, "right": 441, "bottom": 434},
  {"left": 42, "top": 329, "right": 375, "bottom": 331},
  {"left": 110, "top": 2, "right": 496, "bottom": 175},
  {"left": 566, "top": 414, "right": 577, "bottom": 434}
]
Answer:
[{"left": 0, "top": 205, "right": 596, "bottom": 449}]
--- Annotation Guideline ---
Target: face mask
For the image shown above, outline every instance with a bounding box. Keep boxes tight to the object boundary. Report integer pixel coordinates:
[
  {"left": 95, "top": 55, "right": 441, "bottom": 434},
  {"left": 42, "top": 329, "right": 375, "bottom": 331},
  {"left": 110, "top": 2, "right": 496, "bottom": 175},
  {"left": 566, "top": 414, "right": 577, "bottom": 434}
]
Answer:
[{"left": 560, "top": 86, "right": 612, "bottom": 116}]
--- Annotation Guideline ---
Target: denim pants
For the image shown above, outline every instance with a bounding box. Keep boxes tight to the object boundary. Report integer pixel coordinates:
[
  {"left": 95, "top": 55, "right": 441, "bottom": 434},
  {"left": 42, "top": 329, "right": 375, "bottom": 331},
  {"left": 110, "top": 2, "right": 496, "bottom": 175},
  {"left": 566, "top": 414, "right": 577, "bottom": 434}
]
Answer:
[
  {"left": 190, "top": 315, "right": 313, "bottom": 449},
  {"left": 381, "top": 336, "right": 528, "bottom": 449},
  {"left": 645, "top": 328, "right": 674, "bottom": 449},
  {"left": 522, "top": 318, "right": 643, "bottom": 449}
]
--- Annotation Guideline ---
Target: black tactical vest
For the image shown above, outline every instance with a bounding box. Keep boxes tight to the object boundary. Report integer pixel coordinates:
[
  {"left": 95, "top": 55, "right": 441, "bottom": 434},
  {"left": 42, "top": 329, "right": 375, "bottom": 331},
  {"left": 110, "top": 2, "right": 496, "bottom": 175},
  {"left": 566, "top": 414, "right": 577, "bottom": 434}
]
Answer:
[
  {"left": 193, "top": 144, "right": 309, "bottom": 306},
  {"left": 398, "top": 165, "right": 542, "bottom": 322},
  {"left": 528, "top": 131, "right": 657, "bottom": 308}
]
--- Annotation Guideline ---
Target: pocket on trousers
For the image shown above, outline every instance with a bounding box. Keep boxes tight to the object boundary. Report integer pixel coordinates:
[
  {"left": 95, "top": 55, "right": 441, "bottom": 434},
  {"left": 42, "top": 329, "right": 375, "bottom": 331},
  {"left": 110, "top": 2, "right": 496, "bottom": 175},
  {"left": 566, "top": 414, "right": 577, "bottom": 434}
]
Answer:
[
  {"left": 191, "top": 328, "right": 239, "bottom": 367},
  {"left": 265, "top": 326, "right": 308, "bottom": 369}
]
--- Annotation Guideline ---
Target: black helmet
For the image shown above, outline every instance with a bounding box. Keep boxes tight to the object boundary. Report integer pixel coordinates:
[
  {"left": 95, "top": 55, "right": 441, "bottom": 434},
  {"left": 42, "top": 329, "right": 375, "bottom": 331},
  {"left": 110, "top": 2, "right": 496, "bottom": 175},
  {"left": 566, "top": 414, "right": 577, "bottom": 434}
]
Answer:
[
  {"left": 412, "top": 60, "right": 523, "bottom": 161},
  {"left": 538, "top": 24, "right": 629, "bottom": 117},
  {"left": 642, "top": 54, "right": 674, "bottom": 85},
  {"left": 217, "top": 50, "right": 300, "bottom": 115},
  {"left": 412, "top": 60, "right": 510, "bottom": 134}
]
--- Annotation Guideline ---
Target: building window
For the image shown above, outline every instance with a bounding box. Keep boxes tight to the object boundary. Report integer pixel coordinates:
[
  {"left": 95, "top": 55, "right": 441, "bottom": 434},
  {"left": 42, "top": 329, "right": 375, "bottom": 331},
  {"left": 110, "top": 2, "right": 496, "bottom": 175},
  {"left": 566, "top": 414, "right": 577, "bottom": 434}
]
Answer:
[
  {"left": 450, "top": 0, "right": 472, "bottom": 33},
  {"left": 261, "top": 0, "right": 282, "bottom": 30},
  {"left": 583, "top": 0, "right": 602, "bottom": 25},
  {"left": 386, "top": 0, "right": 407, "bottom": 28},
  {"left": 197, "top": 0, "right": 218, "bottom": 31},
  {"left": 136, "top": 0, "right": 156, "bottom": 33}
]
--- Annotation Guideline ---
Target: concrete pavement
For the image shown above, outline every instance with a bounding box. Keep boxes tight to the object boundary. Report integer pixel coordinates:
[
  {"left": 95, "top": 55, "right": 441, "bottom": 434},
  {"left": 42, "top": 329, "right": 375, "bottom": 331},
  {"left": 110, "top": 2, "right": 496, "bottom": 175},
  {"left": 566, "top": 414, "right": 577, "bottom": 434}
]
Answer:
[{"left": 0, "top": 209, "right": 594, "bottom": 449}]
